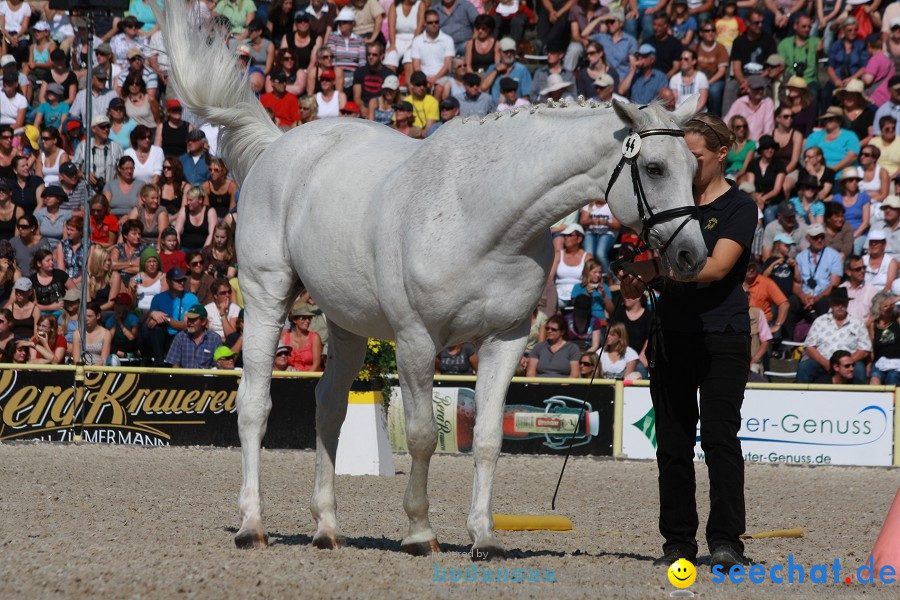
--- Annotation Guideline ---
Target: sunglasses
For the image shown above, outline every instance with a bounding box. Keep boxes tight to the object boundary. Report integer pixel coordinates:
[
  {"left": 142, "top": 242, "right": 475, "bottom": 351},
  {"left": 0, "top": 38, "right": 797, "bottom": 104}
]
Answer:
[
  {"left": 579, "top": 361, "right": 594, "bottom": 367},
  {"left": 276, "top": 351, "right": 291, "bottom": 356},
  {"left": 426, "top": 20, "right": 439, "bottom": 25},
  {"left": 96, "top": 124, "right": 111, "bottom": 129},
  {"left": 860, "top": 152, "right": 875, "bottom": 157},
  {"left": 848, "top": 266, "right": 866, "bottom": 272},
  {"left": 190, "top": 260, "right": 204, "bottom": 266},
  {"left": 16, "top": 222, "right": 31, "bottom": 228},
  {"left": 545, "top": 326, "right": 560, "bottom": 332},
  {"left": 163, "top": 165, "right": 172, "bottom": 170},
  {"left": 0, "top": 135, "right": 12, "bottom": 139},
  {"left": 366, "top": 52, "right": 381, "bottom": 57}
]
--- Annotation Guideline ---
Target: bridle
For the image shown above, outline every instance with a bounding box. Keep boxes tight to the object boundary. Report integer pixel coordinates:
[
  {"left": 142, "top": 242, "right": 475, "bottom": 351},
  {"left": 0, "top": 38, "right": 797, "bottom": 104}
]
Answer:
[{"left": 604, "top": 127, "right": 700, "bottom": 254}]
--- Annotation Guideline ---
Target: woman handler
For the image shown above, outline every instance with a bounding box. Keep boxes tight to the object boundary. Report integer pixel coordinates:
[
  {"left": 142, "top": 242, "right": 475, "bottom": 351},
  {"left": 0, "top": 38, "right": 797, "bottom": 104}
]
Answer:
[{"left": 619, "top": 113, "right": 757, "bottom": 570}]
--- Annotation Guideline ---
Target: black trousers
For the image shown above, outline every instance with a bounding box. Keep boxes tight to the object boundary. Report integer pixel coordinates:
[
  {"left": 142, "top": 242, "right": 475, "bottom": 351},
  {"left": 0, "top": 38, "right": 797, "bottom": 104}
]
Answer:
[{"left": 649, "top": 330, "right": 750, "bottom": 557}]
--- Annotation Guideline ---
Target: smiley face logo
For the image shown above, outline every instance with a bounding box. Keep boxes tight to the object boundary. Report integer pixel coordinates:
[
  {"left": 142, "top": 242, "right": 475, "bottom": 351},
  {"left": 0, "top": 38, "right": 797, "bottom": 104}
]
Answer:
[{"left": 667, "top": 558, "right": 696, "bottom": 588}]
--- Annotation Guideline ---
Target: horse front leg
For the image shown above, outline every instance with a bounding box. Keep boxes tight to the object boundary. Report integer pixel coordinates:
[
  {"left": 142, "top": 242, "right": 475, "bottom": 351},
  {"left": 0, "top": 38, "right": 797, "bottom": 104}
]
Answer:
[
  {"left": 234, "top": 280, "right": 297, "bottom": 549},
  {"left": 310, "top": 322, "right": 367, "bottom": 549},
  {"left": 467, "top": 323, "right": 529, "bottom": 561},
  {"left": 395, "top": 330, "right": 441, "bottom": 556}
]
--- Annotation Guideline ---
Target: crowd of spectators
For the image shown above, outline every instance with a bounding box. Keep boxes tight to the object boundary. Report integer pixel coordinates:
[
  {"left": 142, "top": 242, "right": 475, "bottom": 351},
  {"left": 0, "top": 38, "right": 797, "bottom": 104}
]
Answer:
[{"left": 5, "top": 1, "right": 900, "bottom": 383}]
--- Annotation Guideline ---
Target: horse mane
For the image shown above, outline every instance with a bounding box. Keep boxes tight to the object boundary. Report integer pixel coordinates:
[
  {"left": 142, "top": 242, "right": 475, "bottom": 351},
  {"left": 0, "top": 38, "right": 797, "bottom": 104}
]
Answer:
[{"left": 454, "top": 98, "right": 676, "bottom": 129}]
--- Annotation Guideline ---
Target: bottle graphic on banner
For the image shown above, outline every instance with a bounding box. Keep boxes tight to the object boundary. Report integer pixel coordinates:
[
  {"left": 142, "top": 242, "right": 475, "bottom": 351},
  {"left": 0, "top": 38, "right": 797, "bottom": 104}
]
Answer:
[{"left": 388, "top": 387, "right": 600, "bottom": 453}]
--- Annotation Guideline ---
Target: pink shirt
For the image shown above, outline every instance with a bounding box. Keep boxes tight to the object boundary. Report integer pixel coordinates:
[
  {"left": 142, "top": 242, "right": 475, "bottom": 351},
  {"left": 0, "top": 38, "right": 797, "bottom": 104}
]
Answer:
[
  {"left": 723, "top": 95, "right": 774, "bottom": 142},
  {"left": 865, "top": 53, "right": 895, "bottom": 108}
]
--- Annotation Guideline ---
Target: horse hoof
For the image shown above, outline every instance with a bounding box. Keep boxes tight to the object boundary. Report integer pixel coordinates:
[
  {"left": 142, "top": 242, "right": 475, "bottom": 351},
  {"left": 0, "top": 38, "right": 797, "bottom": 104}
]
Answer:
[
  {"left": 234, "top": 529, "right": 268, "bottom": 549},
  {"left": 312, "top": 533, "right": 346, "bottom": 550},
  {"left": 471, "top": 544, "right": 506, "bottom": 562},
  {"left": 400, "top": 539, "right": 441, "bottom": 556}
]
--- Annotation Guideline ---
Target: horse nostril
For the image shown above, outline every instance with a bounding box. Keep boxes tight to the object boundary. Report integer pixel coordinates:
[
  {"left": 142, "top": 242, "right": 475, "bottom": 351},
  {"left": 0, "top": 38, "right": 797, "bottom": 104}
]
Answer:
[{"left": 676, "top": 250, "right": 696, "bottom": 272}]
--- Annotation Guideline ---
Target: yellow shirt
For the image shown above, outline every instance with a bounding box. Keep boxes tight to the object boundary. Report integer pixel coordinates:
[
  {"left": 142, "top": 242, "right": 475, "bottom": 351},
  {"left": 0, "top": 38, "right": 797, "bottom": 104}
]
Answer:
[
  {"left": 404, "top": 94, "right": 439, "bottom": 129},
  {"left": 872, "top": 136, "right": 900, "bottom": 178}
]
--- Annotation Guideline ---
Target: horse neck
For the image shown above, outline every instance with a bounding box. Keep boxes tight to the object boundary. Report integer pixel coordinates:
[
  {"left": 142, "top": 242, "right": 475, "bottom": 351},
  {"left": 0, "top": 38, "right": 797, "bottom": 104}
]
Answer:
[{"left": 453, "top": 106, "right": 626, "bottom": 250}]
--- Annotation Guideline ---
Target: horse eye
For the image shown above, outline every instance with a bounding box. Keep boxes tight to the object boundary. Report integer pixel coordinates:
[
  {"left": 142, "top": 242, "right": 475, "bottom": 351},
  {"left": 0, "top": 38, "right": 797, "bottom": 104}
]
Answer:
[{"left": 647, "top": 163, "right": 663, "bottom": 176}]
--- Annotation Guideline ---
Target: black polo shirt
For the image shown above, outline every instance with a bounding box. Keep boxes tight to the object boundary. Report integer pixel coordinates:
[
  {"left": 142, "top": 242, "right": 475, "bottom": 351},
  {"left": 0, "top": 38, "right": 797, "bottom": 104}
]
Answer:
[{"left": 658, "top": 183, "right": 758, "bottom": 333}]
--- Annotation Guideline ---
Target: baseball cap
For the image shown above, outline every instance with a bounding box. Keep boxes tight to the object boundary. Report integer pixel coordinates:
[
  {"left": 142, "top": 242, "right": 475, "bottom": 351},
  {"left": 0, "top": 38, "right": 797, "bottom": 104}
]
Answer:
[
  {"left": 33, "top": 21, "right": 50, "bottom": 32},
  {"left": 747, "top": 75, "right": 767, "bottom": 89},
  {"left": 95, "top": 43, "right": 112, "bottom": 56},
  {"left": 214, "top": 346, "right": 237, "bottom": 361},
  {"left": 166, "top": 267, "right": 187, "bottom": 280},
  {"left": 806, "top": 224, "right": 826, "bottom": 237},
  {"left": 381, "top": 75, "right": 399, "bottom": 90},
  {"left": 186, "top": 129, "right": 206, "bottom": 141},
  {"left": 91, "top": 114, "right": 110, "bottom": 127},
  {"left": 637, "top": 44, "right": 656, "bottom": 56},
  {"left": 409, "top": 71, "right": 428, "bottom": 86},
  {"left": 462, "top": 72, "right": 481, "bottom": 87},
  {"left": 869, "top": 229, "right": 888, "bottom": 242},
  {"left": 882, "top": 195, "right": 900, "bottom": 210},
  {"left": 108, "top": 97, "right": 125, "bottom": 109},
  {"left": 439, "top": 96, "right": 459, "bottom": 110},
  {"left": 765, "top": 54, "right": 785, "bottom": 67},
  {"left": 319, "top": 68, "right": 336, "bottom": 80},
  {"left": 773, "top": 233, "right": 796, "bottom": 245},
  {"left": 294, "top": 10, "right": 311, "bottom": 22},
  {"left": 776, "top": 201, "right": 796, "bottom": 217},
  {"left": 59, "top": 161, "right": 78, "bottom": 177},
  {"left": 500, "top": 77, "right": 518, "bottom": 92},
  {"left": 394, "top": 100, "right": 414, "bottom": 112},
  {"left": 42, "top": 185, "right": 68, "bottom": 202},
  {"left": 46, "top": 82, "right": 65, "bottom": 97},
  {"left": 593, "top": 73, "right": 614, "bottom": 88},
  {"left": 185, "top": 304, "right": 208, "bottom": 318},
  {"left": 0, "top": 55, "right": 15, "bottom": 67},
  {"left": 560, "top": 223, "right": 585, "bottom": 236},
  {"left": 126, "top": 47, "right": 145, "bottom": 60},
  {"left": 275, "top": 344, "right": 292, "bottom": 355},
  {"left": 63, "top": 288, "right": 81, "bottom": 302},
  {"left": 13, "top": 277, "right": 32, "bottom": 292},
  {"left": 892, "top": 17, "right": 900, "bottom": 29},
  {"left": 498, "top": 37, "right": 516, "bottom": 52},
  {"left": 340, "top": 101, "right": 360, "bottom": 113},
  {"left": 166, "top": 98, "right": 182, "bottom": 111},
  {"left": 335, "top": 7, "right": 356, "bottom": 22},
  {"left": 270, "top": 71, "right": 287, "bottom": 83}
]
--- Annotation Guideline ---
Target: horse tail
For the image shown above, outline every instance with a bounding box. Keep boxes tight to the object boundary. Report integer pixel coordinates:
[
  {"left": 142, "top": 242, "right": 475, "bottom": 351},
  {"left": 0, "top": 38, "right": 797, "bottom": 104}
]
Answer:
[{"left": 153, "top": 0, "right": 282, "bottom": 183}]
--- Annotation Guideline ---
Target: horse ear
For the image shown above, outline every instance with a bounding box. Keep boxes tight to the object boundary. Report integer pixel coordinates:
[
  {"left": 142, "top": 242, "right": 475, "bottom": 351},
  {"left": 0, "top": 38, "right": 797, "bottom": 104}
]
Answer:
[
  {"left": 612, "top": 100, "right": 648, "bottom": 131},
  {"left": 672, "top": 94, "right": 700, "bottom": 125}
]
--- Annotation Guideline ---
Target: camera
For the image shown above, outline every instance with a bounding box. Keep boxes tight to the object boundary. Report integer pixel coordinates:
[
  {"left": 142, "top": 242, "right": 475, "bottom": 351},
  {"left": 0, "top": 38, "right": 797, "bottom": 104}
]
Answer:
[
  {"left": 92, "top": 176, "right": 106, "bottom": 193},
  {"left": 793, "top": 62, "right": 806, "bottom": 76}
]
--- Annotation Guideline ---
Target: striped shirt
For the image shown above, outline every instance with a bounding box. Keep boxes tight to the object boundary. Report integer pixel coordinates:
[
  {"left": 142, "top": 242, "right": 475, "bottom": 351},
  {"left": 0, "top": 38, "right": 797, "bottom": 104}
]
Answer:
[{"left": 326, "top": 32, "right": 366, "bottom": 81}]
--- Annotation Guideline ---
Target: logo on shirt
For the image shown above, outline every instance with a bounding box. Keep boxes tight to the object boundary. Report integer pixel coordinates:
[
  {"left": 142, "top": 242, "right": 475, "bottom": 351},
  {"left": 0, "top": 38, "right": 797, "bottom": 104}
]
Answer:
[{"left": 704, "top": 217, "right": 718, "bottom": 230}]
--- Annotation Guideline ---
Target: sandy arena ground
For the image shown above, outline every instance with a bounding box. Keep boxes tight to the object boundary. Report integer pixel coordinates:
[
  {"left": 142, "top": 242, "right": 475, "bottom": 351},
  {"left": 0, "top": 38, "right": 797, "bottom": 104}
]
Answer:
[{"left": 1, "top": 442, "right": 899, "bottom": 599}]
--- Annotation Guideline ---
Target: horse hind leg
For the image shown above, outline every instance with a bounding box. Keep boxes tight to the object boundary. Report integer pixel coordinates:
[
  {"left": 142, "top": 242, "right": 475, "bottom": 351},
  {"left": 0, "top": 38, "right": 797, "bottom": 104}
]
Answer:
[
  {"left": 466, "top": 324, "right": 530, "bottom": 561},
  {"left": 394, "top": 330, "right": 442, "bottom": 556},
  {"left": 310, "top": 321, "right": 367, "bottom": 550},
  {"left": 234, "top": 268, "right": 300, "bottom": 549}
]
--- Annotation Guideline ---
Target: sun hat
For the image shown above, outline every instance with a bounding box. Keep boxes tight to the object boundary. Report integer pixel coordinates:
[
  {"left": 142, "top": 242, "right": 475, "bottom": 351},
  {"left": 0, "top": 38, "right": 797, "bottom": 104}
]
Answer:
[
  {"left": 806, "top": 224, "right": 826, "bottom": 236},
  {"left": 593, "top": 73, "right": 614, "bottom": 88},
  {"left": 816, "top": 106, "right": 844, "bottom": 121},
  {"left": 290, "top": 303, "right": 317, "bottom": 318},
  {"left": 560, "top": 223, "right": 585, "bottom": 236},
  {"left": 785, "top": 75, "right": 808, "bottom": 89},
  {"left": 881, "top": 195, "right": 900, "bottom": 210},
  {"left": 835, "top": 78, "right": 870, "bottom": 103},
  {"left": 214, "top": 346, "right": 237, "bottom": 361},
  {"left": 539, "top": 73, "right": 573, "bottom": 96},
  {"left": 837, "top": 166, "right": 862, "bottom": 181},
  {"left": 335, "top": 7, "right": 356, "bottom": 22},
  {"left": 63, "top": 288, "right": 81, "bottom": 302},
  {"left": 868, "top": 229, "right": 888, "bottom": 241},
  {"left": 381, "top": 75, "right": 399, "bottom": 90}
]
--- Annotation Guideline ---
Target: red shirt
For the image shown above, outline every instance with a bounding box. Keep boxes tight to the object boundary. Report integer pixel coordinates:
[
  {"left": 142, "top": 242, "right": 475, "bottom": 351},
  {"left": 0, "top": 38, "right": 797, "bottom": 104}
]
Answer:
[
  {"left": 260, "top": 91, "right": 300, "bottom": 126},
  {"left": 160, "top": 250, "right": 187, "bottom": 274},
  {"left": 90, "top": 213, "right": 120, "bottom": 244}
]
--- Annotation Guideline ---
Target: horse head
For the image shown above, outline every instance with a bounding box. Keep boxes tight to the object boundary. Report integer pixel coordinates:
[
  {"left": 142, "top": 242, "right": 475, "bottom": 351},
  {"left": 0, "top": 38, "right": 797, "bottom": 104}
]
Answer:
[{"left": 608, "top": 97, "right": 707, "bottom": 281}]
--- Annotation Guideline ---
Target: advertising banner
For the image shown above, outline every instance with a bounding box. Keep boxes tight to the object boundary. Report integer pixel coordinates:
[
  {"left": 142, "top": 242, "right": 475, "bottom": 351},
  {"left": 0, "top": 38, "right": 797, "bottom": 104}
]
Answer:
[
  {"left": 622, "top": 387, "right": 895, "bottom": 466},
  {"left": 388, "top": 382, "right": 615, "bottom": 456},
  {"left": 0, "top": 369, "right": 319, "bottom": 448}
]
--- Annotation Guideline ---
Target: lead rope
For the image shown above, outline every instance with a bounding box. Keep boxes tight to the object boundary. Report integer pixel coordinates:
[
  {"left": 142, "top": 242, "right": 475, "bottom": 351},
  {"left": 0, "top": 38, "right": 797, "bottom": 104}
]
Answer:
[{"left": 551, "top": 245, "right": 662, "bottom": 510}]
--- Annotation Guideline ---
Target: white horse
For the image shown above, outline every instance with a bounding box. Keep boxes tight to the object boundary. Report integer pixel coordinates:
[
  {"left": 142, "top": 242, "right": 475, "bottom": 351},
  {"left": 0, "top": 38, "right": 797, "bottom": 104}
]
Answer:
[{"left": 156, "top": 0, "right": 707, "bottom": 559}]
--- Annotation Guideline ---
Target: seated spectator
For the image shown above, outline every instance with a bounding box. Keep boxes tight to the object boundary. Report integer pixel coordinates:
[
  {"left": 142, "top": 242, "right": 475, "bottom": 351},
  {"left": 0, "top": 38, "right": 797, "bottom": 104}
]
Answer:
[
  {"left": 824, "top": 16, "right": 869, "bottom": 118},
  {"left": 859, "top": 144, "right": 890, "bottom": 206},
  {"left": 225, "top": 308, "right": 243, "bottom": 367},
  {"left": 103, "top": 156, "right": 144, "bottom": 219},
  {"left": 273, "top": 343, "right": 296, "bottom": 372},
  {"left": 204, "top": 277, "right": 241, "bottom": 340},
  {"left": 620, "top": 44, "right": 668, "bottom": 105},
  {"left": 0, "top": 307, "right": 13, "bottom": 353},
  {"left": 281, "top": 304, "right": 324, "bottom": 372},
  {"left": 260, "top": 71, "right": 300, "bottom": 127},
  {"left": 213, "top": 345, "right": 239, "bottom": 370},
  {"left": 11, "top": 214, "right": 52, "bottom": 278},
  {"left": 368, "top": 74, "right": 399, "bottom": 125},
  {"left": 10, "top": 155, "right": 44, "bottom": 216},
  {"left": 175, "top": 186, "right": 217, "bottom": 253},
  {"left": 837, "top": 79, "right": 876, "bottom": 143},
  {"left": 744, "top": 259, "right": 788, "bottom": 331},
  {"left": 723, "top": 75, "right": 774, "bottom": 142},
  {"left": 33, "top": 186, "right": 72, "bottom": 251},
  {"left": 531, "top": 40, "right": 576, "bottom": 105},
  {"left": 480, "top": 37, "right": 533, "bottom": 102},
  {"left": 155, "top": 100, "right": 192, "bottom": 159},
  {"left": 132, "top": 247, "right": 167, "bottom": 314},
  {"left": 526, "top": 314, "right": 580, "bottom": 378},
  {"left": 86, "top": 245, "right": 121, "bottom": 314},
  {"left": 575, "top": 42, "right": 619, "bottom": 100},
  {"left": 793, "top": 145, "right": 835, "bottom": 202},
  {"left": 497, "top": 76, "right": 530, "bottom": 110},
  {"left": 762, "top": 233, "right": 797, "bottom": 299},
  {"left": 404, "top": 70, "right": 438, "bottom": 130},
  {"left": 435, "top": 342, "right": 478, "bottom": 375},
  {"left": 106, "top": 292, "right": 140, "bottom": 360},
  {"left": 551, "top": 223, "right": 591, "bottom": 309},
  {"left": 578, "top": 351, "right": 598, "bottom": 379},
  {"left": 841, "top": 254, "right": 878, "bottom": 322},
  {"left": 724, "top": 115, "right": 755, "bottom": 181},
  {"left": 454, "top": 72, "right": 496, "bottom": 118},
  {"left": 864, "top": 230, "right": 898, "bottom": 292},
  {"left": 108, "top": 97, "right": 137, "bottom": 151},
  {"left": 490, "top": 0, "right": 534, "bottom": 42},
  {"left": 796, "top": 287, "right": 871, "bottom": 383},
  {"left": 123, "top": 183, "right": 169, "bottom": 249},
  {"left": 823, "top": 201, "right": 853, "bottom": 259},
  {"left": 110, "top": 219, "right": 146, "bottom": 287},
  {"left": 590, "top": 73, "right": 628, "bottom": 104},
  {"left": 201, "top": 223, "right": 237, "bottom": 280},
  {"left": 747, "top": 135, "right": 786, "bottom": 224},
  {"left": 785, "top": 224, "right": 843, "bottom": 341},
  {"left": 30, "top": 314, "right": 66, "bottom": 365},
  {"left": 165, "top": 303, "right": 221, "bottom": 369},
  {"left": 179, "top": 129, "right": 211, "bottom": 186},
  {"left": 144, "top": 267, "right": 199, "bottom": 366},
  {"left": 789, "top": 173, "right": 825, "bottom": 226},
  {"left": 56, "top": 161, "right": 88, "bottom": 214},
  {"left": 761, "top": 201, "right": 807, "bottom": 261},
  {"left": 748, "top": 301, "right": 772, "bottom": 379},
  {"left": 611, "top": 294, "right": 651, "bottom": 378},
  {"left": 185, "top": 251, "right": 215, "bottom": 305},
  {"left": 832, "top": 166, "right": 871, "bottom": 255},
  {"left": 804, "top": 107, "right": 860, "bottom": 171},
  {"left": 870, "top": 292, "right": 900, "bottom": 383},
  {"left": 6, "top": 276, "right": 37, "bottom": 338},
  {"left": 158, "top": 227, "right": 187, "bottom": 274},
  {"left": 597, "top": 321, "right": 639, "bottom": 380},
  {"left": 871, "top": 116, "right": 900, "bottom": 179},
  {"left": 781, "top": 76, "right": 816, "bottom": 137},
  {"left": 29, "top": 248, "right": 72, "bottom": 315},
  {"left": 410, "top": 10, "right": 454, "bottom": 99},
  {"left": 565, "top": 294, "right": 603, "bottom": 352},
  {"left": 125, "top": 125, "right": 165, "bottom": 184},
  {"left": 122, "top": 70, "right": 159, "bottom": 128},
  {"left": 817, "top": 350, "right": 856, "bottom": 384},
  {"left": 571, "top": 258, "right": 613, "bottom": 323},
  {"left": 669, "top": 49, "right": 708, "bottom": 111},
  {"left": 72, "top": 302, "right": 118, "bottom": 366},
  {"left": 879, "top": 195, "right": 900, "bottom": 254}
]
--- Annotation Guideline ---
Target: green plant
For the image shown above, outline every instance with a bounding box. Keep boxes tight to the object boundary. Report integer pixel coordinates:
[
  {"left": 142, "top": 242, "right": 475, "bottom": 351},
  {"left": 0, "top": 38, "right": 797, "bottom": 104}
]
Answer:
[{"left": 359, "top": 339, "right": 397, "bottom": 395}]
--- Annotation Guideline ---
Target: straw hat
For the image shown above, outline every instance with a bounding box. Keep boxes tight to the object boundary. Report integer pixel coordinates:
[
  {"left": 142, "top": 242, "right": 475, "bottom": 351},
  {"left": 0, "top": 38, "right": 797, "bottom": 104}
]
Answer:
[
  {"left": 835, "top": 78, "right": 871, "bottom": 104},
  {"left": 784, "top": 75, "right": 808, "bottom": 90}
]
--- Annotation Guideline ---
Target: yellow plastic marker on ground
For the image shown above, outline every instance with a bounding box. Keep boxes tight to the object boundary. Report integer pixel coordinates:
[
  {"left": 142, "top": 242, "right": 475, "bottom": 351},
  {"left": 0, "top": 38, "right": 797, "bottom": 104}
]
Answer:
[
  {"left": 740, "top": 528, "right": 804, "bottom": 539},
  {"left": 493, "top": 514, "right": 573, "bottom": 531}
]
